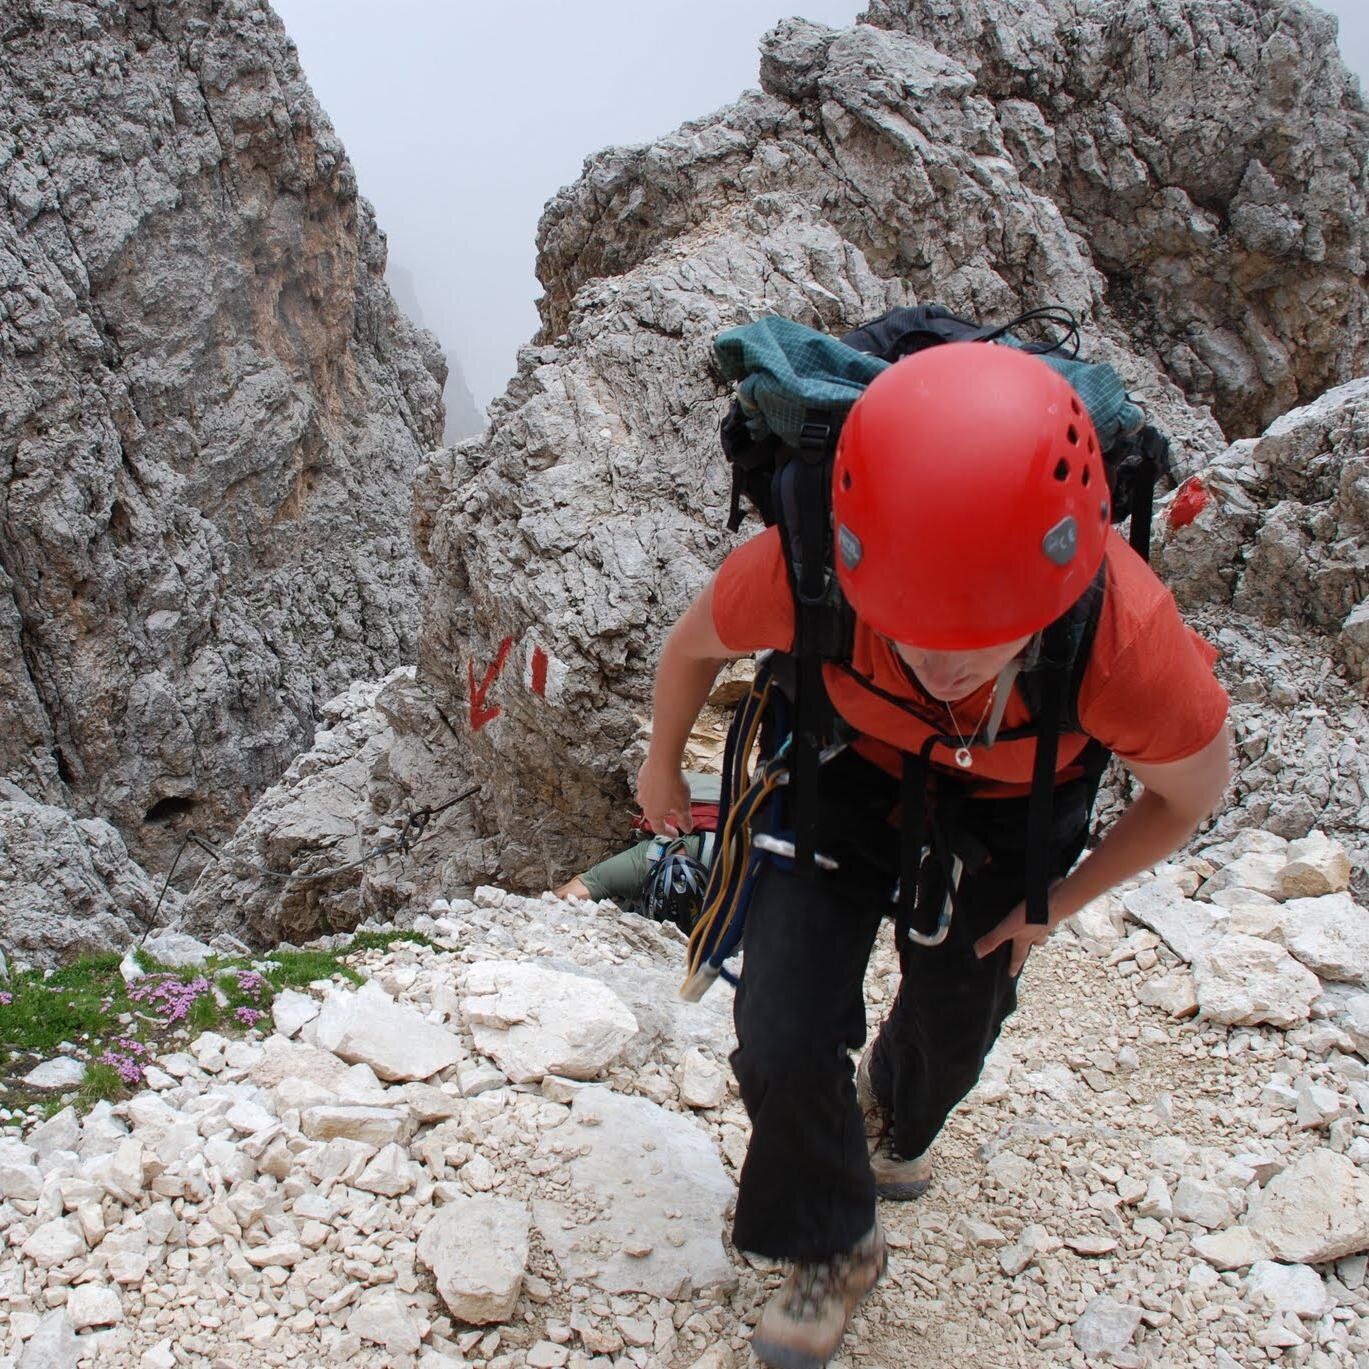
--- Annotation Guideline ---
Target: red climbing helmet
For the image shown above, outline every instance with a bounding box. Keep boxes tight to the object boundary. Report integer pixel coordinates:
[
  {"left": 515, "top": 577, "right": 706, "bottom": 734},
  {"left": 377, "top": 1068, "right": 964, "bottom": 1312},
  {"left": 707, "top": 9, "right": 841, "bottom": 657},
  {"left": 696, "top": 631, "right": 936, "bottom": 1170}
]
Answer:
[{"left": 832, "top": 341, "right": 1109, "bottom": 650}]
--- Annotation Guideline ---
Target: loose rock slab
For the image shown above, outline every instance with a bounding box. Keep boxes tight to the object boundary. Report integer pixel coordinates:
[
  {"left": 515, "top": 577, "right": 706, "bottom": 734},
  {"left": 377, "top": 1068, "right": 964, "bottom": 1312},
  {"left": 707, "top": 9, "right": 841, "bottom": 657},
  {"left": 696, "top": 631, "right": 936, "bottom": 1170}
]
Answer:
[
  {"left": 1245, "top": 1261, "right": 1330, "bottom": 1318},
  {"left": 533, "top": 1086, "right": 735, "bottom": 1297},
  {"left": 678, "top": 1047, "right": 728, "bottom": 1109},
  {"left": 1122, "top": 882, "right": 1223, "bottom": 963},
  {"left": 1199, "top": 851, "right": 1288, "bottom": 901},
  {"left": 16, "top": 1309, "right": 78, "bottom": 1368},
  {"left": 461, "top": 962, "right": 638, "bottom": 1083},
  {"left": 1135, "top": 971, "right": 1199, "bottom": 1018},
  {"left": 313, "top": 979, "right": 464, "bottom": 1081},
  {"left": 1191, "top": 933, "right": 1321, "bottom": 1027},
  {"left": 1281, "top": 892, "right": 1369, "bottom": 986},
  {"left": 417, "top": 1194, "right": 530, "bottom": 1325},
  {"left": 1071, "top": 1295, "right": 1143, "bottom": 1357},
  {"left": 1245, "top": 1149, "right": 1369, "bottom": 1263},
  {"left": 22, "top": 1057, "right": 87, "bottom": 1089},
  {"left": 347, "top": 1288, "right": 423, "bottom": 1355},
  {"left": 1275, "top": 832, "right": 1352, "bottom": 898},
  {"left": 140, "top": 931, "right": 216, "bottom": 968}
]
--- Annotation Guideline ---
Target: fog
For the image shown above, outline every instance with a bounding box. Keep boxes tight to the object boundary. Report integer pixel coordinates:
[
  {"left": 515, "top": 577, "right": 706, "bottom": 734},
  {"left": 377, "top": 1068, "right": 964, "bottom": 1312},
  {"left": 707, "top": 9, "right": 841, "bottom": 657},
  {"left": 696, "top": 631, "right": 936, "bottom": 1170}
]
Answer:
[{"left": 270, "top": 0, "right": 1369, "bottom": 439}]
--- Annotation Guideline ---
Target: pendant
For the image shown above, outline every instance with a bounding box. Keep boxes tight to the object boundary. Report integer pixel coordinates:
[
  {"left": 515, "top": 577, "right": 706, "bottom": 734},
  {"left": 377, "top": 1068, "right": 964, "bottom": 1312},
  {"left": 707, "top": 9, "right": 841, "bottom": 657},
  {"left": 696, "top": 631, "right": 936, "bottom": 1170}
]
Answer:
[{"left": 955, "top": 747, "right": 973, "bottom": 769}]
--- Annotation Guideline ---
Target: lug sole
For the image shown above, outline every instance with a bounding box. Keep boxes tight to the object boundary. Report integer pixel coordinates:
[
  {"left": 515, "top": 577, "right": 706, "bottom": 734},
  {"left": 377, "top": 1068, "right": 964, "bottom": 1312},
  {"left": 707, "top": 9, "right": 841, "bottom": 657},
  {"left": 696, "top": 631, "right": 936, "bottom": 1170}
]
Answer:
[
  {"left": 750, "top": 1338, "right": 830, "bottom": 1369},
  {"left": 875, "top": 1176, "right": 931, "bottom": 1200}
]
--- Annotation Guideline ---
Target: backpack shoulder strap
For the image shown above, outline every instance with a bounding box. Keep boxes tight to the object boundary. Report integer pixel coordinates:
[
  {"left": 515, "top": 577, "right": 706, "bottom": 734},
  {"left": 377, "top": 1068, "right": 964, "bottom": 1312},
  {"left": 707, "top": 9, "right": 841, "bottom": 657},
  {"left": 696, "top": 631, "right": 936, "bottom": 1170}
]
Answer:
[
  {"left": 1015, "top": 563, "right": 1107, "bottom": 736},
  {"left": 770, "top": 412, "right": 853, "bottom": 875}
]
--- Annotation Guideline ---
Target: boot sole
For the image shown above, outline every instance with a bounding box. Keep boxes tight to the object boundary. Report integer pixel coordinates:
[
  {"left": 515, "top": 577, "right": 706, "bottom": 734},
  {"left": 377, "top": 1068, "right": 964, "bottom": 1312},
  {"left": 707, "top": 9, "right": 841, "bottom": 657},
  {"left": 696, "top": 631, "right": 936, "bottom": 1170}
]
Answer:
[
  {"left": 875, "top": 1176, "right": 931, "bottom": 1201},
  {"left": 750, "top": 1339, "right": 830, "bottom": 1369}
]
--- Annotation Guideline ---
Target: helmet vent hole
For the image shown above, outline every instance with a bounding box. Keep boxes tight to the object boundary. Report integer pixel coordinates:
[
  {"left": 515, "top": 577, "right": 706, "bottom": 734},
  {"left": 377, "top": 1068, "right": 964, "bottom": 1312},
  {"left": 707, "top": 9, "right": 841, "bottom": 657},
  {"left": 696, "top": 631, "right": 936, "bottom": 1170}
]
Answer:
[
  {"left": 1100, "top": 500, "right": 1110, "bottom": 522},
  {"left": 1070, "top": 397, "right": 1082, "bottom": 416},
  {"left": 1066, "top": 424, "right": 1079, "bottom": 446},
  {"left": 1082, "top": 465, "right": 1092, "bottom": 487},
  {"left": 841, "top": 470, "right": 852, "bottom": 491},
  {"left": 1053, "top": 458, "right": 1071, "bottom": 482},
  {"left": 1087, "top": 434, "right": 1097, "bottom": 454}
]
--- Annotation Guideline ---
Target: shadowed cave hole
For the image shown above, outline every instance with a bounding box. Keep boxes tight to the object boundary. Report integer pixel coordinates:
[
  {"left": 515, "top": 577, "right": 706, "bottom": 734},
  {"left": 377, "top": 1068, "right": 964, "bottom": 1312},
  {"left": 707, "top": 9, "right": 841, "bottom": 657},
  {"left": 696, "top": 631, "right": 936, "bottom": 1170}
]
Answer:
[{"left": 145, "top": 795, "right": 197, "bottom": 824}]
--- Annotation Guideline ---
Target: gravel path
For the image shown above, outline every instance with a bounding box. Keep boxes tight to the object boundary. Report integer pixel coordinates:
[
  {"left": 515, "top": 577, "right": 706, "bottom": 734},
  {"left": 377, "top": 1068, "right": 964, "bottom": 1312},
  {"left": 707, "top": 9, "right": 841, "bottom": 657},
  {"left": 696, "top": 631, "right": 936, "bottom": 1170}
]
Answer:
[{"left": 2, "top": 845, "right": 1367, "bottom": 1368}]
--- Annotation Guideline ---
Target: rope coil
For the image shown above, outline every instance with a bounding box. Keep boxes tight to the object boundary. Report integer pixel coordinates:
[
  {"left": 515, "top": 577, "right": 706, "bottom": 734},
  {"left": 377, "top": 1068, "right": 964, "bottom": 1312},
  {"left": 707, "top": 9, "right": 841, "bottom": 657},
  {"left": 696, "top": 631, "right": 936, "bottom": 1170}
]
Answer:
[{"left": 682, "top": 669, "right": 783, "bottom": 998}]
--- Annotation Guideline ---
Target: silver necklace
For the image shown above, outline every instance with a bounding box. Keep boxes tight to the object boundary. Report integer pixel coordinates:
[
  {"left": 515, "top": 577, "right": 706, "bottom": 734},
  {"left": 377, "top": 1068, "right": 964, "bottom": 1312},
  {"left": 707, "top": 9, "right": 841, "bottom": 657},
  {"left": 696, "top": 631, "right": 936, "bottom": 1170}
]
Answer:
[{"left": 946, "top": 687, "right": 997, "bottom": 769}]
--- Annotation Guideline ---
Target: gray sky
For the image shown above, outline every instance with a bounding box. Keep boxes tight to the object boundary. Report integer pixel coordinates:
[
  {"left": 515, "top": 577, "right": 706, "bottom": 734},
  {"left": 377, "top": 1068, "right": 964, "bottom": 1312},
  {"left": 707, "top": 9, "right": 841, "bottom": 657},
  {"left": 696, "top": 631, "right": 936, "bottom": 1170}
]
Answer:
[
  {"left": 271, "top": 0, "right": 1368, "bottom": 421},
  {"left": 270, "top": 0, "right": 865, "bottom": 416}
]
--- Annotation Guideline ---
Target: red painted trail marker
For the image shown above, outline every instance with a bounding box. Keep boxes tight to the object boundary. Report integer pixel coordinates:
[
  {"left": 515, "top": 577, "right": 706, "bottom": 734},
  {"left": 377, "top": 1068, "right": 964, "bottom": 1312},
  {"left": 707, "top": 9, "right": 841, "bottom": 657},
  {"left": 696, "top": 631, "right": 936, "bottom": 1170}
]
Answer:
[
  {"left": 530, "top": 646, "right": 549, "bottom": 698},
  {"left": 1167, "top": 476, "right": 1210, "bottom": 530},
  {"left": 468, "top": 636, "right": 513, "bottom": 731}
]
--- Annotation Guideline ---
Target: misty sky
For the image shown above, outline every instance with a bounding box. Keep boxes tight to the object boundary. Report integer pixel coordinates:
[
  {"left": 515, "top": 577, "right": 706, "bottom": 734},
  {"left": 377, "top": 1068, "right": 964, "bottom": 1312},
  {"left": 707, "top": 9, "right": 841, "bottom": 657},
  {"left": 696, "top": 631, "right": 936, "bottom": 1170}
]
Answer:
[{"left": 271, "top": 0, "right": 1369, "bottom": 428}]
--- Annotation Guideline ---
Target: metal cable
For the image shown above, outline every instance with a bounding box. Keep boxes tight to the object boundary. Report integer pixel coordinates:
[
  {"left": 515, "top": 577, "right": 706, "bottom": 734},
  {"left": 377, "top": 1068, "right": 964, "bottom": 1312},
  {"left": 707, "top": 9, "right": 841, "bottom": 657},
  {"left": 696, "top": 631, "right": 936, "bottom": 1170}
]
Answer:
[{"left": 143, "top": 784, "right": 480, "bottom": 921}]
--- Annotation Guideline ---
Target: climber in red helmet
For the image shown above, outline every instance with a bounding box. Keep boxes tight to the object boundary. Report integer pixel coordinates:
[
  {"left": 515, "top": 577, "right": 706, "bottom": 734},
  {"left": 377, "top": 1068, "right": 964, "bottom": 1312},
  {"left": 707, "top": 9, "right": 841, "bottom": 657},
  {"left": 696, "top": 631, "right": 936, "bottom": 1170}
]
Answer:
[{"left": 638, "top": 343, "right": 1232, "bottom": 1369}]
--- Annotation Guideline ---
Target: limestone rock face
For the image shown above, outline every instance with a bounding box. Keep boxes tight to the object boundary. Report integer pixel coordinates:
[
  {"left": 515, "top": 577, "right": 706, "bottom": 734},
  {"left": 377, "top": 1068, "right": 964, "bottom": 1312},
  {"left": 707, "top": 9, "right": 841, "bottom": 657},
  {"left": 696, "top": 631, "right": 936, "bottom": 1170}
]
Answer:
[
  {"left": 871, "top": 0, "right": 1368, "bottom": 437},
  {"left": 382, "top": 3, "right": 1362, "bottom": 896},
  {"left": 179, "top": 667, "right": 484, "bottom": 945},
  {"left": 1154, "top": 379, "right": 1369, "bottom": 683},
  {"left": 0, "top": 0, "right": 444, "bottom": 894},
  {"left": 1140, "top": 378, "right": 1369, "bottom": 879},
  {"left": 406, "top": 17, "right": 1212, "bottom": 891},
  {"left": 175, "top": 1, "right": 1367, "bottom": 930},
  {"left": 0, "top": 789, "right": 166, "bottom": 970}
]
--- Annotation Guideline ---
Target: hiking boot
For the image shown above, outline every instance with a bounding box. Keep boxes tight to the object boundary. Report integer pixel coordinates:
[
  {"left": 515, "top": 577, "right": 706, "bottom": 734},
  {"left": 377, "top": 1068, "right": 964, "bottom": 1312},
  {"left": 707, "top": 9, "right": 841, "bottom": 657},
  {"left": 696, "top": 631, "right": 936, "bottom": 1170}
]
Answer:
[
  {"left": 751, "top": 1220, "right": 888, "bottom": 1369},
  {"left": 855, "top": 1046, "right": 933, "bottom": 1200}
]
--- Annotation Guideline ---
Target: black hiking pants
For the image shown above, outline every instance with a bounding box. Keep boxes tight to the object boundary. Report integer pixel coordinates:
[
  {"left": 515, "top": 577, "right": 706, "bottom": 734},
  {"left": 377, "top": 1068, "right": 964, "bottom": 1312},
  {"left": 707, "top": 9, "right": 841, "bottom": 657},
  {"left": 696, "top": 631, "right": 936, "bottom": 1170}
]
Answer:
[{"left": 728, "top": 749, "right": 1093, "bottom": 1261}]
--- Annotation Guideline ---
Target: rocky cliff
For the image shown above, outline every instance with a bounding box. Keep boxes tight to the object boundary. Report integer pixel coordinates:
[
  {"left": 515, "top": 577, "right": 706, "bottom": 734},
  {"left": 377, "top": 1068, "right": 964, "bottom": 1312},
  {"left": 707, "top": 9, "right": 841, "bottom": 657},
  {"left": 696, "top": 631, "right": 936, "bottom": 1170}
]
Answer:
[
  {"left": 869, "top": 0, "right": 1368, "bottom": 436},
  {"left": 0, "top": 0, "right": 445, "bottom": 957},
  {"left": 179, "top": 0, "right": 1368, "bottom": 949}
]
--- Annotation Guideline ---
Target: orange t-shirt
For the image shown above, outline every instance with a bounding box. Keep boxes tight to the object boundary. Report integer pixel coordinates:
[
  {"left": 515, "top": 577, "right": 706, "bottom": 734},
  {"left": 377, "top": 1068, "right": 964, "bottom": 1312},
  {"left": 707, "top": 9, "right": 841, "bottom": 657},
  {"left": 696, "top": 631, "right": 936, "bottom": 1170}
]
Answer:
[{"left": 711, "top": 526, "right": 1228, "bottom": 794}]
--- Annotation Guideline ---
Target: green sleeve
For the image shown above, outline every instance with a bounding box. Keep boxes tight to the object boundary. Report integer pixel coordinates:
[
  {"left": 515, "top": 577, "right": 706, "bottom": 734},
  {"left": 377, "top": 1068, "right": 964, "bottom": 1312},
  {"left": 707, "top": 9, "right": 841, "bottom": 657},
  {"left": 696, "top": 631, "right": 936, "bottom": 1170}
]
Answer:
[
  {"left": 578, "top": 835, "right": 707, "bottom": 904},
  {"left": 579, "top": 840, "right": 654, "bottom": 903}
]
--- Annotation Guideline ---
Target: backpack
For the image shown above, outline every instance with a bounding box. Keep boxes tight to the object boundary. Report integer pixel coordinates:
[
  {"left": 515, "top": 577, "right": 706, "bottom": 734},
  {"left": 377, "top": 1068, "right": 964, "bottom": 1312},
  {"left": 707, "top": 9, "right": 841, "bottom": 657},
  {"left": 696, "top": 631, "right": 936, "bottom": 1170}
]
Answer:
[
  {"left": 629, "top": 769, "right": 723, "bottom": 838},
  {"left": 710, "top": 304, "right": 1172, "bottom": 928}
]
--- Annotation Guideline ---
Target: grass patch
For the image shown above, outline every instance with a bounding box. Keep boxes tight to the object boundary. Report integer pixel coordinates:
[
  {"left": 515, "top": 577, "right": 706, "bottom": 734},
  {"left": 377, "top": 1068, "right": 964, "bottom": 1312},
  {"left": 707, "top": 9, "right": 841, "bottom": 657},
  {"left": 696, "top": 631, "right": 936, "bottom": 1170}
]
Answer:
[
  {"left": 77, "top": 1061, "right": 125, "bottom": 1107},
  {"left": 0, "top": 954, "right": 132, "bottom": 1058},
  {"left": 265, "top": 948, "right": 365, "bottom": 990},
  {"left": 1, "top": 925, "right": 442, "bottom": 1128}
]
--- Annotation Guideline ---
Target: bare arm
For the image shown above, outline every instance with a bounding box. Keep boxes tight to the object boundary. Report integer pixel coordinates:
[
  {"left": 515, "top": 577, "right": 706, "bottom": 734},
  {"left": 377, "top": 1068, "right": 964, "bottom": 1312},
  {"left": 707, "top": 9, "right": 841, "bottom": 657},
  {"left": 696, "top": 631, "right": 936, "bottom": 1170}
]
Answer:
[
  {"left": 1050, "top": 721, "right": 1233, "bottom": 920},
  {"left": 637, "top": 581, "right": 749, "bottom": 835},
  {"left": 977, "top": 721, "right": 1233, "bottom": 972}
]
